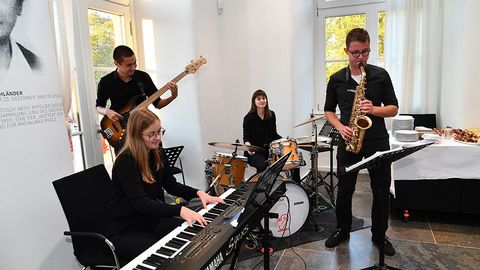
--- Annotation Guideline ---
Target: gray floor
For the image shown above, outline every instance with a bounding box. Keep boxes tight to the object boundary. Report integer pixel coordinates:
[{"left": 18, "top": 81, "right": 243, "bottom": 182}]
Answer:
[{"left": 221, "top": 174, "right": 480, "bottom": 270}]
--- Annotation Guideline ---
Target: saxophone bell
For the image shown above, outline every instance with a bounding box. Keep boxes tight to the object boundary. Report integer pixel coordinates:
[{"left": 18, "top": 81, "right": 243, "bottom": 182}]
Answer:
[{"left": 355, "top": 115, "right": 372, "bottom": 130}]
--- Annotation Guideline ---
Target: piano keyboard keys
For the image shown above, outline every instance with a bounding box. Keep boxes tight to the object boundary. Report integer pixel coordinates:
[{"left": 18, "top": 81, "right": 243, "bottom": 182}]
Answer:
[{"left": 122, "top": 188, "right": 239, "bottom": 270}]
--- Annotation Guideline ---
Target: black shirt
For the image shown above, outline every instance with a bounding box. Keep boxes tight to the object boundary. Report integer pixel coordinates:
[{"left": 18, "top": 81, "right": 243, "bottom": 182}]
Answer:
[
  {"left": 96, "top": 69, "right": 159, "bottom": 111},
  {"left": 324, "top": 64, "right": 398, "bottom": 142},
  {"left": 107, "top": 150, "right": 198, "bottom": 235},
  {"left": 243, "top": 111, "right": 282, "bottom": 151}
]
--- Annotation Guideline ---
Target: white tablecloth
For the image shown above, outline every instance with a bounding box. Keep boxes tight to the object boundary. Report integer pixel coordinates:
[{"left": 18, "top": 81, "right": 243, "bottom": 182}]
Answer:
[{"left": 389, "top": 136, "right": 480, "bottom": 196}]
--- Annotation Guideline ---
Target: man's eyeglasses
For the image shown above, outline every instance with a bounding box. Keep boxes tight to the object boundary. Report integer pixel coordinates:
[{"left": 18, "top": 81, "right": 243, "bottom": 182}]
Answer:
[
  {"left": 347, "top": 48, "right": 371, "bottom": 58},
  {"left": 144, "top": 128, "right": 166, "bottom": 139}
]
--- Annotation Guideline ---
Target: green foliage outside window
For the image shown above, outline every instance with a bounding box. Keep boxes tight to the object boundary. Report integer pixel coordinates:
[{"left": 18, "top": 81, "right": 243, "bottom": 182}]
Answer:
[
  {"left": 88, "top": 11, "right": 116, "bottom": 85},
  {"left": 324, "top": 12, "right": 385, "bottom": 83},
  {"left": 325, "top": 14, "right": 365, "bottom": 83},
  {"left": 378, "top": 11, "right": 385, "bottom": 58}
]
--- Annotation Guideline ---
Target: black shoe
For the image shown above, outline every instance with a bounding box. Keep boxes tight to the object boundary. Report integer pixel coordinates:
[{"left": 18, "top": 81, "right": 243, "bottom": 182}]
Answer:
[
  {"left": 325, "top": 229, "right": 350, "bottom": 248},
  {"left": 372, "top": 236, "right": 396, "bottom": 256}
]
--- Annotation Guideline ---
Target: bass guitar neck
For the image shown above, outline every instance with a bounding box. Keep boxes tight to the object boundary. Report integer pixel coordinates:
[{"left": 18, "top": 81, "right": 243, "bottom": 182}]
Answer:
[{"left": 99, "top": 57, "right": 207, "bottom": 149}]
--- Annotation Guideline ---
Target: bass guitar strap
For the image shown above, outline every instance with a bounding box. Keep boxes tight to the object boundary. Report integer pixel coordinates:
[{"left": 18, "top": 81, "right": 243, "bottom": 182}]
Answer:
[{"left": 136, "top": 81, "right": 146, "bottom": 97}]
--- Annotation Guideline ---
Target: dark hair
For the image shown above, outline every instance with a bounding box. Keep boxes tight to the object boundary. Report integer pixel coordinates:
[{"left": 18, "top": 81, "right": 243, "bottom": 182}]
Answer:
[
  {"left": 113, "top": 45, "right": 135, "bottom": 63},
  {"left": 346, "top": 28, "right": 370, "bottom": 48},
  {"left": 249, "top": 89, "right": 273, "bottom": 119},
  {"left": 16, "top": 0, "right": 24, "bottom": 15}
]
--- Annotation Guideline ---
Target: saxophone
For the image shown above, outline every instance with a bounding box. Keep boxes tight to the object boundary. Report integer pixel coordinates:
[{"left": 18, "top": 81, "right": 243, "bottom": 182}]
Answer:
[{"left": 345, "top": 63, "right": 372, "bottom": 154}]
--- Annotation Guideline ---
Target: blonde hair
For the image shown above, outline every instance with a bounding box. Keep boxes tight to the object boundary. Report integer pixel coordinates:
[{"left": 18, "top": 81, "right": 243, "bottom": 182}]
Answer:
[{"left": 118, "top": 109, "right": 162, "bottom": 183}]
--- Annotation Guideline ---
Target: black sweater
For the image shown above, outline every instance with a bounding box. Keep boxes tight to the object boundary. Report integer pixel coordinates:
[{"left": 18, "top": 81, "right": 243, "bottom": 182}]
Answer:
[
  {"left": 243, "top": 111, "right": 282, "bottom": 151},
  {"left": 107, "top": 150, "right": 198, "bottom": 235}
]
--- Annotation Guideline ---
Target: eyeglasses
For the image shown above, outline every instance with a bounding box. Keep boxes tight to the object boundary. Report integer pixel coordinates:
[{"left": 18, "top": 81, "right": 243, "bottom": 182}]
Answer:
[
  {"left": 144, "top": 128, "right": 166, "bottom": 139},
  {"left": 347, "top": 48, "right": 371, "bottom": 58}
]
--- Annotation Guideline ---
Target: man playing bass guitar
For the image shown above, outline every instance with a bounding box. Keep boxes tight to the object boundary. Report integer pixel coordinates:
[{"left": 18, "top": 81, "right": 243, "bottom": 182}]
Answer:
[{"left": 96, "top": 45, "right": 178, "bottom": 152}]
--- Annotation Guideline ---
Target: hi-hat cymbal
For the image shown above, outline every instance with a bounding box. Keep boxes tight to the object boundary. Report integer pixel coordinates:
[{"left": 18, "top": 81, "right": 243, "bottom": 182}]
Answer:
[
  {"left": 295, "top": 135, "right": 332, "bottom": 144},
  {"left": 294, "top": 115, "right": 325, "bottom": 128},
  {"left": 208, "top": 142, "right": 264, "bottom": 152}
]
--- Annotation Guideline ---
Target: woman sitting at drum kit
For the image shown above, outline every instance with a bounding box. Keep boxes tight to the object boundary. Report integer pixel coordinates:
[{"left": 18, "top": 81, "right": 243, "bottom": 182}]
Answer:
[{"left": 242, "top": 89, "right": 301, "bottom": 182}]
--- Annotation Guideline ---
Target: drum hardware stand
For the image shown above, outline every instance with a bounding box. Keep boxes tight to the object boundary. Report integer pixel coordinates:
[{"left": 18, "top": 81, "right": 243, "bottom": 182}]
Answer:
[
  {"left": 317, "top": 144, "right": 338, "bottom": 207},
  {"left": 205, "top": 155, "right": 234, "bottom": 195},
  {"left": 310, "top": 121, "right": 342, "bottom": 208},
  {"left": 301, "top": 118, "right": 335, "bottom": 212},
  {"left": 224, "top": 164, "right": 234, "bottom": 187}
]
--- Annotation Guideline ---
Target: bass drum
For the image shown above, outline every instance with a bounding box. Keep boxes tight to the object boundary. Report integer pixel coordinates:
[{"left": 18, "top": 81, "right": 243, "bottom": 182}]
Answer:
[{"left": 262, "top": 182, "right": 310, "bottom": 237}]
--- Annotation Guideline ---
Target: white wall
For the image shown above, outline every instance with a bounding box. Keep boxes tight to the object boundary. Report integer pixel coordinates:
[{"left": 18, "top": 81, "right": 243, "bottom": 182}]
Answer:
[
  {"left": 440, "top": 0, "right": 480, "bottom": 128},
  {"left": 133, "top": 0, "right": 319, "bottom": 187},
  {"left": 0, "top": 1, "right": 76, "bottom": 269}
]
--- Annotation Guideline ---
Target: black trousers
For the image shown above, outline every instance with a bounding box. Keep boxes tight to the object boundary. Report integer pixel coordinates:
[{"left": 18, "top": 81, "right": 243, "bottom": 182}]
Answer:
[
  {"left": 247, "top": 152, "right": 269, "bottom": 173},
  {"left": 110, "top": 217, "right": 183, "bottom": 261},
  {"left": 247, "top": 152, "right": 300, "bottom": 182},
  {"left": 335, "top": 139, "right": 391, "bottom": 240}
]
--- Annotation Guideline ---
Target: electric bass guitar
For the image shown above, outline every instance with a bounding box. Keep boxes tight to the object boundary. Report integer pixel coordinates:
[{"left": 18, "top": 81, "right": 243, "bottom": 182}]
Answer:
[{"left": 99, "top": 57, "right": 207, "bottom": 149}]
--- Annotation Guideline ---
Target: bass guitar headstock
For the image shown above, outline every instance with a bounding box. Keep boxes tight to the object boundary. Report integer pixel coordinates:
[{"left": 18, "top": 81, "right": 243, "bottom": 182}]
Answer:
[{"left": 185, "top": 56, "right": 207, "bottom": 74}]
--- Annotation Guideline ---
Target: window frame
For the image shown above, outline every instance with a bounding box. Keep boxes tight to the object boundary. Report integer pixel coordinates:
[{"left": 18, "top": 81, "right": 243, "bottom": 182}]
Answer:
[
  {"left": 71, "top": 0, "right": 134, "bottom": 169},
  {"left": 315, "top": 0, "right": 385, "bottom": 113}
]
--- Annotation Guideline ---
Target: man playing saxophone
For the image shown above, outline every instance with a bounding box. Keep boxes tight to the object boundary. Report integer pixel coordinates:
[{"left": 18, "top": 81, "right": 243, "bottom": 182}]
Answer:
[{"left": 323, "top": 28, "right": 399, "bottom": 256}]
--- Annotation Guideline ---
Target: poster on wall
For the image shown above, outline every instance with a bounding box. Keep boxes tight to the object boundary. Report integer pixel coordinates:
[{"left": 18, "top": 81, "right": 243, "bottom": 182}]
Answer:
[
  {"left": 0, "top": 0, "right": 74, "bottom": 269},
  {"left": 0, "top": 0, "right": 72, "bottom": 173}
]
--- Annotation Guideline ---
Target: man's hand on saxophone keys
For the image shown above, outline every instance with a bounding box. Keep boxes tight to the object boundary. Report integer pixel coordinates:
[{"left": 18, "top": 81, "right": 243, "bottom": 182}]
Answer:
[
  {"left": 360, "top": 99, "right": 374, "bottom": 114},
  {"left": 339, "top": 125, "right": 354, "bottom": 141}
]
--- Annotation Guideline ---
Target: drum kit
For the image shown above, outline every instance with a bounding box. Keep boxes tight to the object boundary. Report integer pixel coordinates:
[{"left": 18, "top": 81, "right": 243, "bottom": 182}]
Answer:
[{"left": 203, "top": 114, "right": 336, "bottom": 238}]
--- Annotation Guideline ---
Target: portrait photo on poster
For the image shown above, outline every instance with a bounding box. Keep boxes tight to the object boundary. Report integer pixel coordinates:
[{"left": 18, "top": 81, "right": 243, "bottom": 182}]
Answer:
[{"left": 0, "top": 0, "right": 42, "bottom": 79}]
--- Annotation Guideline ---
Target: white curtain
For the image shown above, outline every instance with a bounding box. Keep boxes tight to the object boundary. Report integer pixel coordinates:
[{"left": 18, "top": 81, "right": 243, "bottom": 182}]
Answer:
[
  {"left": 384, "top": 0, "right": 443, "bottom": 114},
  {"left": 49, "top": 0, "right": 75, "bottom": 136}
]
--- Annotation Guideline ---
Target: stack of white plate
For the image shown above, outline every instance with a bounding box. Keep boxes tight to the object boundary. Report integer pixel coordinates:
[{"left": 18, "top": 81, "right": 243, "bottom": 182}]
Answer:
[
  {"left": 395, "top": 130, "right": 419, "bottom": 142},
  {"left": 422, "top": 133, "right": 440, "bottom": 142},
  {"left": 392, "top": 115, "right": 414, "bottom": 134}
]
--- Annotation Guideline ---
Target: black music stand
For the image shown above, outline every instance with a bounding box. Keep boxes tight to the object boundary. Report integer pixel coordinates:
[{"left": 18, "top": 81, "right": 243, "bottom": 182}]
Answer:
[
  {"left": 343, "top": 142, "right": 434, "bottom": 270},
  {"left": 318, "top": 121, "right": 341, "bottom": 206},
  {"left": 228, "top": 154, "right": 290, "bottom": 270},
  {"left": 163, "top": 146, "right": 186, "bottom": 185}
]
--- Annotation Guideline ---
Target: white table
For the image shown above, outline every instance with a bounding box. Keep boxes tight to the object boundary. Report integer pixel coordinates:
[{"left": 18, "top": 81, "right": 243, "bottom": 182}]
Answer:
[
  {"left": 390, "top": 136, "right": 480, "bottom": 195},
  {"left": 389, "top": 135, "right": 480, "bottom": 214}
]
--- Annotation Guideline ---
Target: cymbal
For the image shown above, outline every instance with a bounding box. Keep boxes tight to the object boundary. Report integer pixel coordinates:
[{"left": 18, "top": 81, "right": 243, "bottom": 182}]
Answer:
[
  {"left": 294, "top": 115, "right": 325, "bottom": 128},
  {"left": 208, "top": 142, "right": 264, "bottom": 152},
  {"left": 295, "top": 135, "right": 332, "bottom": 144}
]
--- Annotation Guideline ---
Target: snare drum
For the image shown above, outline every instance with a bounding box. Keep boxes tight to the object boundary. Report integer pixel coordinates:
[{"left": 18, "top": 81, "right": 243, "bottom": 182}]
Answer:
[
  {"left": 269, "top": 138, "right": 303, "bottom": 170},
  {"left": 262, "top": 182, "right": 310, "bottom": 237},
  {"left": 211, "top": 152, "right": 248, "bottom": 186}
]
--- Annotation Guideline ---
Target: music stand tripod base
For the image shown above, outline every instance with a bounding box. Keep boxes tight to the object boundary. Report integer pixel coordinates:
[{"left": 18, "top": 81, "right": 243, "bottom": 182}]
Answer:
[{"left": 361, "top": 264, "right": 401, "bottom": 270}]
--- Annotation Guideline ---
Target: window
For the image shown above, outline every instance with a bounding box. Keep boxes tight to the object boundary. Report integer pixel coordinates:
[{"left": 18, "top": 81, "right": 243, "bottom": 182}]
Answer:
[
  {"left": 70, "top": 0, "right": 133, "bottom": 171},
  {"left": 87, "top": 9, "right": 128, "bottom": 168},
  {"left": 316, "top": 0, "right": 385, "bottom": 112}
]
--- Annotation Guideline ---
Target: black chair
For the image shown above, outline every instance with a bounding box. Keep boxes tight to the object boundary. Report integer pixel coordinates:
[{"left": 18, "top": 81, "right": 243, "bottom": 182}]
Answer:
[
  {"left": 400, "top": 113, "right": 437, "bottom": 128},
  {"left": 53, "top": 165, "right": 121, "bottom": 270},
  {"left": 163, "top": 146, "right": 186, "bottom": 185}
]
